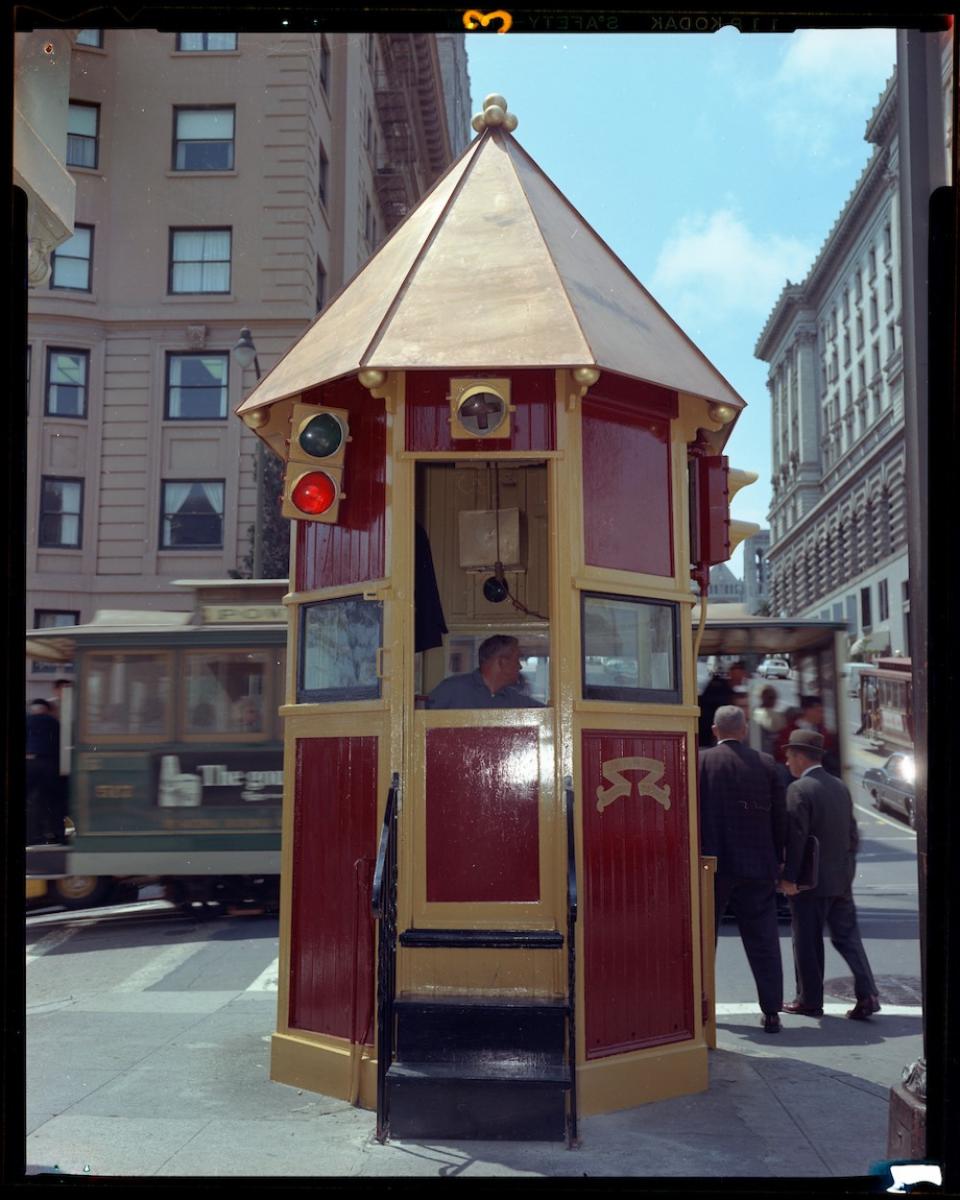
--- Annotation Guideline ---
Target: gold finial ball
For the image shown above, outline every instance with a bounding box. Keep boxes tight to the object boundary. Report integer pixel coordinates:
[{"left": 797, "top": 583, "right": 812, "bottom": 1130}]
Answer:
[
  {"left": 471, "top": 113, "right": 486, "bottom": 133},
  {"left": 483, "top": 105, "right": 506, "bottom": 126},
  {"left": 573, "top": 366, "right": 600, "bottom": 386},
  {"left": 358, "top": 367, "right": 386, "bottom": 389},
  {"left": 709, "top": 402, "right": 736, "bottom": 425},
  {"left": 244, "top": 410, "right": 268, "bottom": 429},
  {"left": 483, "top": 93, "right": 508, "bottom": 113},
  {"left": 503, "top": 112, "right": 518, "bottom": 132}
]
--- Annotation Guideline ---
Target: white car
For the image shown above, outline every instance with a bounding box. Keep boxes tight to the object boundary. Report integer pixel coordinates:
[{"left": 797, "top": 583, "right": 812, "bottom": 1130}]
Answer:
[{"left": 757, "top": 657, "right": 790, "bottom": 679}]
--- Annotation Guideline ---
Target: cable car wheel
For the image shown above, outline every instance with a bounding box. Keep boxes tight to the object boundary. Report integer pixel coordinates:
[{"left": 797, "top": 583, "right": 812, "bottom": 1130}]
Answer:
[{"left": 52, "top": 875, "right": 113, "bottom": 909}]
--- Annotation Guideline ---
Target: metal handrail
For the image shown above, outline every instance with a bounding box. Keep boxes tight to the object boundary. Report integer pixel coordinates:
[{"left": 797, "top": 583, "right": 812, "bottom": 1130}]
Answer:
[
  {"left": 564, "top": 775, "right": 579, "bottom": 1147},
  {"left": 371, "top": 772, "right": 400, "bottom": 1142}
]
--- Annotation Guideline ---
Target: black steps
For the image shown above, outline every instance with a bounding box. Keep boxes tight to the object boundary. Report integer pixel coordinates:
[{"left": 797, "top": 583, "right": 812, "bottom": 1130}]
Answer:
[{"left": 386, "top": 993, "right": 571, "bottom": 1141}]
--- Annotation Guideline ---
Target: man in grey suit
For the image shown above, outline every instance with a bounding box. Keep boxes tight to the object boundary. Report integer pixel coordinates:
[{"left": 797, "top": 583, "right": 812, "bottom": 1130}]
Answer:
[
  {"left": 780, "top": 729, "right": 880, "bottom": 1020},
  {"left": 699, "top": 705, "right": 787, "bottom": 1033}
]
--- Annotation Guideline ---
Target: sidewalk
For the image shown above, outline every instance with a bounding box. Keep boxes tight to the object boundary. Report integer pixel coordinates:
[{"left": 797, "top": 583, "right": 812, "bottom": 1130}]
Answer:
[{"left": 25, "top": 987, "right": 923, "bottom": 1179}]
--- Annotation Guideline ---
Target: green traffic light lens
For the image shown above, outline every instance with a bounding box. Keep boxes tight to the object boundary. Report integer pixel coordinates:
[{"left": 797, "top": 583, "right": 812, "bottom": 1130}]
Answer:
[{"left": 300, "top": 412, "right": 343, "bottom": 459}]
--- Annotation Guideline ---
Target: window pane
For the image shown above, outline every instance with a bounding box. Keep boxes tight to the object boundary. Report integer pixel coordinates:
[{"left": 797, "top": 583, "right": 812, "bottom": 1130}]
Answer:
[
  {"left": 171, "top": 262, "right": 202, "bottom": 292},
  {"left": 162, "top": 481, "right": 224, "bottom": 547},
  {"left": 582, "top": 593, "right": 679, "bottom": 701},
  {"left": 168, "top": 354, "right": 228, "bottom": 418},
  {"left": 177, "top": 109, "right": 233, "bottom": 139},
  {"left": 176, "top": 141, "right": 233, "bottom": 170},
  {"left": 201, "top": 261, "right": 230, "bottom": 292},
  {"left": 85, "top": 654, "right": 170, "bottom": 735},
  {"left": 173, "top": 231, "right": 205, "bottom": 260},
  {"left": 75, "top": 30, "right": 102, "bottom": 46},
  {"left": 299, "top": 598, "right": 382, "bottom": 701},
  {"left": 48, "top": 353, "right": 87, "bottom": 414},
  {"left": 66, "top": 134, "right": 97, "bottom": 168},
  {"left": 200, "top": 231, "right": 230, "bottom": 260},
  {"left": 68, "top": 105, "right": 98, "bottom": 136},
  {"left": 207, "top": 32, "right": 237, "bottom": 49},
  {"left": 52, "top": 256, "right": 90, "bottom": 289},
  {"left": 184, "top": 653, "right": 268, "bottom": 733}
]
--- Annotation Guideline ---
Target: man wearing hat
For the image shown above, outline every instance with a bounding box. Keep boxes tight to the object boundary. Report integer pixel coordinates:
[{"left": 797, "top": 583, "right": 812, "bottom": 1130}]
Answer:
[{"left": 779, "top": 729, "right": 880, "bottom": 1020}]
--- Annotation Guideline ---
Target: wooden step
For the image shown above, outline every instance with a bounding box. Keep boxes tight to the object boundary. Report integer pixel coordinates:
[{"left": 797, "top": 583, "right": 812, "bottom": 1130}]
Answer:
[{"left": 395, "top": 993, "right": 567, "bottom": 1064}]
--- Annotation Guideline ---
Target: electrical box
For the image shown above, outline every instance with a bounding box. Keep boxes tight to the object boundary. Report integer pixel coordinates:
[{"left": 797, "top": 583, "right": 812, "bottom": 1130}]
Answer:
[
  {"left": 458, "top": 508, "right": 523, "bottom": 571},
  {"left": 690, "top": 454, "right": 730, "bottom": 566}
]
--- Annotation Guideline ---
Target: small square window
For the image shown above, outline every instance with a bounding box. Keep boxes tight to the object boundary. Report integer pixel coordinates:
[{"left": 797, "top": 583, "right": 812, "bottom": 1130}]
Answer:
[
  {"left": 173, "top": 107, "right": 235, "bottom": 170},
  {"left": 50, "top": 225, "right": 93, "bottom": 291},
  {"left": 166, "top": 353, "right": 228, "bottom": 419},
  {"left": 581, "top": 592, "right": 680, "bottom": 703},
  {"left": 160, "top": 480, "right": 224, "bottom": 548},
  {"left": 39, "top": 477, "right": 83, "bottom": 547},
  {"left": 176, "top": 32, "right": 237, "bottom": 51},
  {"left": 67, "top": 102, "right": 99, "bottom": 168},
  {"left": 75, "top": 30, "right": 102, "bottom": 47},
  {"left": 298, "top": 597, "right": 383, "bottom": 702},
  {"left": 45, "top": 349, "right": 89, "bottom": 416},
  {"left": 169, "top": 228, "right": 231, "bottom": 293}
]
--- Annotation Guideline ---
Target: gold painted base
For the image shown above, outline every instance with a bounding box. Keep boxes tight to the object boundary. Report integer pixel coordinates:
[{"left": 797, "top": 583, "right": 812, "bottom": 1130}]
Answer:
[
  {"left": 578, "top": 1038, "right": 708, "bottom": 1116},
  {"left": 270, "top": 1030, "right": 377, "bottom": 1111}
]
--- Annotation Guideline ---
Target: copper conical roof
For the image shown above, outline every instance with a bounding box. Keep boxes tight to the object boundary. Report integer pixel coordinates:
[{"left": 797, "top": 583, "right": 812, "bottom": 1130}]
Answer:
[{"left": 237, "top": 114, "right": 746, "bottom": 423}]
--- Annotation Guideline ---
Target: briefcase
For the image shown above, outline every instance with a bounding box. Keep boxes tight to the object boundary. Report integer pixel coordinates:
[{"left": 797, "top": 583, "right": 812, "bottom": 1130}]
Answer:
[{"left": 796, "top": 834, "right": 820, "bottom": 891}]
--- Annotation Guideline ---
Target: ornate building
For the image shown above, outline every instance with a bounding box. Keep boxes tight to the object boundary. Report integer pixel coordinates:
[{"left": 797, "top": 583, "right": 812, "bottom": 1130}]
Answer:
[
  {"left": 24, "top": 29, "right": 470, "bottom": 698},
  {"left": 742, "top": 529, "right": 771, "bottom": 615},
  {"left": 756, "top": 71, "right": 909, "bottom": 657}
]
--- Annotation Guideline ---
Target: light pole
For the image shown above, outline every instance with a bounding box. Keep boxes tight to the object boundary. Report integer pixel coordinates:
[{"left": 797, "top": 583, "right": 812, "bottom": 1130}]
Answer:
[{"left": 232, "top": 328, "right": 264, "bottom": 579}]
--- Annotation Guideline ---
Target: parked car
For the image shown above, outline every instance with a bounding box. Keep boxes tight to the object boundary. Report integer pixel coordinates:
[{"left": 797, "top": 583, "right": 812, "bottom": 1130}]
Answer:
[
  {"left": 757, "top": 657, "right": 790, "bottom": 679},
  {"left": 862, "top": 752, "right": 916, "bottom": 828}
]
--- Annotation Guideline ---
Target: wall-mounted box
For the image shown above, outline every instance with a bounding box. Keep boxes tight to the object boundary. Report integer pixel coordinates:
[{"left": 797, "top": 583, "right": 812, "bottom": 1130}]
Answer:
[{"left": 458, "top": 507, "right": 523, "bottom": 571}]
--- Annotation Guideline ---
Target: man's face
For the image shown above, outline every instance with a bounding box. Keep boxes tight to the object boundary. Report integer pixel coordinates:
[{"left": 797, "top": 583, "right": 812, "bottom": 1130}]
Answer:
[
  {"left": 803, "top": 704, "right": 823, "bottom": 725},
  {"left": 496, "top": 645, "right": 523, "bottom": 686},
  {"left": 784, "top": 748, "right": 803, "bottom": 778},
  {"left": 729, "top": 666, "right": 746, "bottom": 685}
]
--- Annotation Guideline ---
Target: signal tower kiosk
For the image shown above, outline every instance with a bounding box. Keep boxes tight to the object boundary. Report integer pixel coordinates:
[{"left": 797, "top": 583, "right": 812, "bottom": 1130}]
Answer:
[{"left": 235, "top": 95, "right": 757, "bottom": 1142}]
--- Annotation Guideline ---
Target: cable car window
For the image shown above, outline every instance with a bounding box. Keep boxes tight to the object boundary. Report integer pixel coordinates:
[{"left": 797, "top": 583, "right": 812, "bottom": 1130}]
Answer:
[
  {"left": 183, "top": 651, "right": 270, "bottom": 737},
  {"left": 298, "top": 597, "right": 382, "bottom": 703},
  {"left": 84, "top": 653, "right": 171, "bottom": 737},
  {"left": 581, "top": 592, "right": 680, "bottom": 703}
]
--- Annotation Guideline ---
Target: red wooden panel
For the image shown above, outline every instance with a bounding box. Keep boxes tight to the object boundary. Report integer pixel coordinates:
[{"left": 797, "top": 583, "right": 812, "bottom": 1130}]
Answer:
[
  {"left": 426, "top": 726, "right": 540, "bottom": 903},
  {"left": 295, "top": 376, "right": 386, "bottom": 591},
  {"left": 581, "top": 730, "right": 693, "bottom": 1057},
  {"left": 405, "top": 369, "right": 556, "bottom": 453},
  {"left": 288, "top": 736, "right": 378, "bottom": 1040},
  {"left": 581, "top": 391, "right": 674, "bottom": 577}
]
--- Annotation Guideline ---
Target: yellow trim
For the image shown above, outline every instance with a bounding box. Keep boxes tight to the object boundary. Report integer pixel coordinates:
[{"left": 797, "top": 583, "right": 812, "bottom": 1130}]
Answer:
[
  {"left": 572, "top": 701, "right": 701, "bottom": 718},
  {"left": 284, "top": 578, "right": 393, "bottom": 604},
  {"left": 577, "top": 1039, "right": 708, "bottom": 1115},
  {"left": 270, "top": 1029, "right": 376, "bottom": 1108},
  {"left": 400, "top": 947, "right": 563, "bottom": 998},
  {"left": 700, "top": 855, "right": 718, "bottom": 1049},
  {"left": 572, "top": 574, "right": 697, "bottom": 605},
  {"left": 398, "top": 450, "right": 563, "bottom": 462}
]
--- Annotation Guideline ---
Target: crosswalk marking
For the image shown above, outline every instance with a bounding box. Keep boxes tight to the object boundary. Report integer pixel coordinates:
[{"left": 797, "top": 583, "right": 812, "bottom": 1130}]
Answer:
[
  {"left": 247, "top": 957, "right": 279, "bottom": 992},
  {"left": 715, "top": 1001, "right": 920, "bottom": 1016},
  {"left": 26, "top": 925, "right": 85, "bottom": 964}
]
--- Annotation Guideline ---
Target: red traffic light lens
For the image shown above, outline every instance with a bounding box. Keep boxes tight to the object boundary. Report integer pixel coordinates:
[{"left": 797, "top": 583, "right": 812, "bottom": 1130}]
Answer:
[{"left": 291, "top": 470, "right": 337, "bottom": 515}]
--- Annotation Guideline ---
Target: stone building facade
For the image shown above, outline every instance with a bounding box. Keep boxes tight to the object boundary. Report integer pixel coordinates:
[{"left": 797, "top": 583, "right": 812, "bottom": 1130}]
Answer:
[
  {"left": 742, "top": 529, "right": 771, "bottom": 615},
  {"left": 24, "top": 29, "right": 470, "bottom": 697}
]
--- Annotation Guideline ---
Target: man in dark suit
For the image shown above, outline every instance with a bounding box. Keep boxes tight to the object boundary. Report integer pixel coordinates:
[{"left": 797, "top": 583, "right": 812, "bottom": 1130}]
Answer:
[
  {"left": 780, "top": 729, "right": 880, "bottom": 1020},
  {"left": 699, "top": 705, "right": 787, "bottom": 1033}
]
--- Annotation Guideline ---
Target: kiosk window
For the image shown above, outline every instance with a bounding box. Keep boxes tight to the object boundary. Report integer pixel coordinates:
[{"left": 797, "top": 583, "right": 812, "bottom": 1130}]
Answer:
[
  {"left": 298, "top": 597, "right": 382, "bottom": 702},
  {"left": 582, "top": 593, "right": 680, "bottom": 703}
]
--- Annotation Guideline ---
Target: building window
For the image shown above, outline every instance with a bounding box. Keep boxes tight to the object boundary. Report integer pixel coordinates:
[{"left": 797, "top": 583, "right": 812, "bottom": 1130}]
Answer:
[
  {"left": 320, "top": 36, "right": 330, "bottom": 93},
  {"left": 365, "top": 107, "right": 372, "bottom": 149},
  {"left": 165, "top": 353, "right": 228, "bottom": 419},
  {"left": 39, "top": 477, "right": 83, "bottom": 547},
  {"left": 75, "top": 30, "right": 102, "bottom": 47},
  {"left": 843, "top": 332, "right": 850, "bottom": 365},
  {"left": 173, "top": 107, "right": 235, "bottom": 170},
  {"left": 66, "top": 102, "right": 99, "bottom": 168},
  {"left": 169, "top": 228, "right": 231, "bottom": 293},
  {"left": 176, "top": 32, "right": 237, "bottom": 51},
  {"left": 887, "top": 323, "right": 897, "bottom": 358},
  {"left": 45, "top": 349, "right": 89, "bottom": 417},
  {"left": 878, "top": 578, "right": 889, "bottom": 621},
  {"left": 870, "top": 295, "right": 878, "bottom": 329},
  {"left": 860, "top": 586, "right": 872, "bottom": 629},
  {"left": 884, "top": 223, "right": 892, "bottom": 257},
  {"left": 318, "top": 140, "right": 328, "bottom": 205},
  {"left": 858, "top": 362, "right": 866, "bottom": 391},
  {"left": 855, "top": 315, "right": 863, "bottom": 348},
  {"left": 32, "top": 610, "right": 80, "bottom": 673},
  {"left": 364, "top": 193, "right": 372, "bottom": 242},
  {"left": 50, "top": 225, "right": 93, "bottom": 291},
  {"left": 872, "top": 343, "right": 881, "bottom": 378},
  {"left": 316, "top": 258, "right": 326, "bottom": 313},
  {"left": 854, "top": 270, "right": 863, "bottom": 301},
  {"left": 842, "top": 288, "right": 849, "bottom": 319},
  {"left": 160, "top": 481, "right": 224, "bottom": 548},
  {"left": 884, "top": 273, "right": 894, "bottom": 311},
  {"left": 868, "top": 247, "right": 877, "bottom": 279}
]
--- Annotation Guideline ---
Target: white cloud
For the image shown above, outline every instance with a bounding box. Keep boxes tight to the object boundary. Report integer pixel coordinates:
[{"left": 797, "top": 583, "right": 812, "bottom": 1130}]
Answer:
[
  {"left": 650, "top": 209, "right": 815, "bottom": 326},
  {"left": 777, "top": 29, "right": 896, "bottom": 101}
]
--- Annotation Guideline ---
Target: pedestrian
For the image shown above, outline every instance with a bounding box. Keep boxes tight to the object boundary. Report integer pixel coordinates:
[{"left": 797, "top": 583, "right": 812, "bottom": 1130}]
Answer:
[
  {"left": 699, "top": 704, "right": 787, "bottom": 1033},
  {"left": 775, "top": 695, "right": 840, "bottom": 777},
  {"left": 698, "top": 660, "right": 748, "bottom": 748},
  {"left": 779, "top": 729, "right": 880, "bottom": 1021},
  {"left": 26, "top": 699, "right": 62, "bottom": 845},
  {"left": 752, "top": 685, "right": 786, "bottom": 756}
]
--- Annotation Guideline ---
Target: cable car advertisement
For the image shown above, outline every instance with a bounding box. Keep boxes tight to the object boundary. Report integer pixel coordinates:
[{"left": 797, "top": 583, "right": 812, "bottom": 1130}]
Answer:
[{"left": 155, "top": 751, "right": 283, "bottom": 811}]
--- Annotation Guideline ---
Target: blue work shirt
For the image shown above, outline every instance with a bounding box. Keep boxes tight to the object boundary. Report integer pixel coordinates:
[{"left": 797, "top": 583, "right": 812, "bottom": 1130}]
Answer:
[{"left": 426, "top": 669, "right": 544, "bottom": 710}]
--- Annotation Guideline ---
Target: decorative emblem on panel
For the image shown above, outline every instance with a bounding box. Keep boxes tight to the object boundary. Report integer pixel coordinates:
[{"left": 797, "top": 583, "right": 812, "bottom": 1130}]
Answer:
[
  {"left": 448, "top": 377, "right": 513, "bottom": 439},
  {"left": 596, "top": 756, "right": 671, "bottom": 813}
]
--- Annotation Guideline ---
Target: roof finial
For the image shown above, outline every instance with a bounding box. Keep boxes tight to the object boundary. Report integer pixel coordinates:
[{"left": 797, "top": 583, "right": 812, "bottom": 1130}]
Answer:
[{"left": 472, "top": 93, "right": 518, "bottom": 134}]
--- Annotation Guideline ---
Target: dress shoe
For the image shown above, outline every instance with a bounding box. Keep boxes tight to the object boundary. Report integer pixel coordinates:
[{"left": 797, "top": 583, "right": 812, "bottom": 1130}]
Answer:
[
  {"left": 781, "top": 1000, "right": 824, "bottom": 1017},
  {"left": 761, "top": 1013, "right": 781, "bottom": 1033},
  {"left": 846, "top": 995, "right": 881, "bottom": 1021}
]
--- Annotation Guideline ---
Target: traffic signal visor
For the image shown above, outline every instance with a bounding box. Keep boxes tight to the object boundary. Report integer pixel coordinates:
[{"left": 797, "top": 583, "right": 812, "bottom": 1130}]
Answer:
[{"left": 281, "top": 403, "right": 350, "bottom": 523}]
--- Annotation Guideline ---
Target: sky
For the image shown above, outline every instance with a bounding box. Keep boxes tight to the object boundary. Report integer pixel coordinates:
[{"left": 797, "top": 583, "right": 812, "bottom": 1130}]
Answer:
[{"left": 465, "top": 29, "right": 898, "bottom": 576}]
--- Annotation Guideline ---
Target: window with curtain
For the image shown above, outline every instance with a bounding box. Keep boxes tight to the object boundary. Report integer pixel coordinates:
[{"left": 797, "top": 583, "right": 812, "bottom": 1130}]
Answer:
[
  {"left": 39, "top": 478, "right": 83, "bottom": 547},
  {"left": 173, "top": 107, "right": 235, "bottom": 170},
  {"left": 160, "top": 481, "right": 224, "bottom": 548},
  {"left": 45, "top": 349, "right": 89, "bottom": 416},
  {"left": 50, "top": 226, "right": 93, "bottom": 291},
  {"left": 169, "top": 229, "right": 231, "bottom": 293},
  {"left": 166, "top": 353, "right": 228, "bottom": 419},
  {"left": 67, "top": 103, "right": 99, "bottom": 168},
  {"left": 176, "top": 33, "right": 237, "bottom": 50}
]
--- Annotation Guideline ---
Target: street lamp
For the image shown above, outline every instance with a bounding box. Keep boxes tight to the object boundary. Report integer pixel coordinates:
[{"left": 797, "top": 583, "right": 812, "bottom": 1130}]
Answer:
[{"left": 232, "top": 327, "right": 264, "bottom": 578}]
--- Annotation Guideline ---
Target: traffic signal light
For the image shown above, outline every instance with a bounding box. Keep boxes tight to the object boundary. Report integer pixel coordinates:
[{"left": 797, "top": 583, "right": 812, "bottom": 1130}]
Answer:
[
  {"left": 689, "top": 455, "right": 759, "bottom": 566},
  {"left": 281, "top": 404, "right": 350, "bottom": 523}
]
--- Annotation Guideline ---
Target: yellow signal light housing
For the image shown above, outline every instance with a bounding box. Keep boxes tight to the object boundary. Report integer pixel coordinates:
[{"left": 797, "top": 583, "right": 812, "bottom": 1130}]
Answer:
[
  {"left": 281, "top": 403, "right": 351, "bottom": 523},
  {"left": 448, "top": 377, "right": 514, "bottom": 439}
]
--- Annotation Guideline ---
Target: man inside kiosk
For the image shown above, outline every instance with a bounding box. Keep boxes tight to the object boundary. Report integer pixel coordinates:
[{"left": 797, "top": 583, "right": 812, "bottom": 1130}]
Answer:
[{"left": 426, "top": 635, "right": 544, "bottom": 709}]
